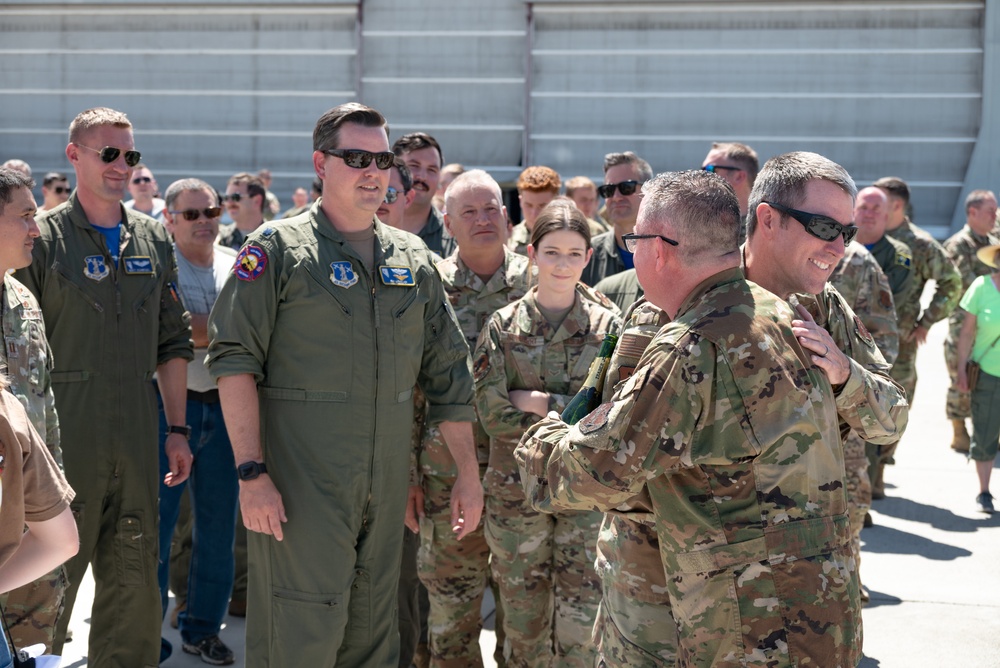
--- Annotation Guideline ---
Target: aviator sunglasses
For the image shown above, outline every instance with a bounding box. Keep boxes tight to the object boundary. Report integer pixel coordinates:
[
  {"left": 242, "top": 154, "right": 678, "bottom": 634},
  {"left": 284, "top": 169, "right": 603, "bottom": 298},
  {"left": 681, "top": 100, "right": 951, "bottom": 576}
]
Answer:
[
  {"left": 323, "top": 149, "right": 395, "bottom": 170},
  {"left": 764, "top": 201, "right": 859, "bottom": 244},
  {"left": 74, "top": 143, "right": 142, "bottom": 167},
  {"left": 597, "top": 180, "right": 642, "bottom": 198},
  {"left": 52, "top": 186, "right": 71, "bottom": 195},
  {"left": 168, "top": 206, "right": 222, "bottom": 221},
  {"left": 384, "top": 187, "right": 402, "bottom": 204}
]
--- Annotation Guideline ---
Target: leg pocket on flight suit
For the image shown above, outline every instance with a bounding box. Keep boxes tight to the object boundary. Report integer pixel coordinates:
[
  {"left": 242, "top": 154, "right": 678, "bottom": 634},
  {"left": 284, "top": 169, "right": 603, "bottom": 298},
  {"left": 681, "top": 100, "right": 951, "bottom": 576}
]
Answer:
[
  {"left": 273, "top": 587, "right": 346, "bottom": 656},
  {"left": 116, "top": 515, "right": 147, "bottom": 587},
  {"left": 347, "top": 569, "right": 373, "bottom": 642}
]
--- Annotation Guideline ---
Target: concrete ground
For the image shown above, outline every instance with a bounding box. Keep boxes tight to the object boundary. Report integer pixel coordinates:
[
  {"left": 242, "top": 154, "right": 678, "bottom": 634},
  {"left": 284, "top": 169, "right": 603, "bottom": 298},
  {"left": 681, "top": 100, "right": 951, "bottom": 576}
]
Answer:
[{"left": 56, "top": 315, "right": 1000, "bottom": 667}]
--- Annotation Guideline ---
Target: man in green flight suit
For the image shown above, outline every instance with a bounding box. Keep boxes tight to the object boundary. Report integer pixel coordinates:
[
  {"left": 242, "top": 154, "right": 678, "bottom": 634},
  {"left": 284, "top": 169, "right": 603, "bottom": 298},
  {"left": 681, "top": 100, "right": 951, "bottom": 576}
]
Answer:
[
  {"left": 15, "top": 107, "right": 194, "bottom": 667},
  {"left": 207, "top": 103, "right": 482, "bottom": 667}
]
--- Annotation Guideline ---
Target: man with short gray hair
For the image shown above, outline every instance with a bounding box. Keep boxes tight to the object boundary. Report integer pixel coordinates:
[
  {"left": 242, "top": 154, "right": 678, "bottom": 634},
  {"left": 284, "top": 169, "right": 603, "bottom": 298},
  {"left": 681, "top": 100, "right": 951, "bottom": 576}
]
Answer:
[{"left": 158, "top": 179, "right": 238, "bottom": 665}]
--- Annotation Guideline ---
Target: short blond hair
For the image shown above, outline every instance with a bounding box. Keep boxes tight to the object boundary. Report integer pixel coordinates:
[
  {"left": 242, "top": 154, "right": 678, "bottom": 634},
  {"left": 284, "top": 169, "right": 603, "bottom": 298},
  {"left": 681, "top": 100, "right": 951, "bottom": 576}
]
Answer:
[{"left": 69, "top": 107, "right": 132, "bottom": 144}]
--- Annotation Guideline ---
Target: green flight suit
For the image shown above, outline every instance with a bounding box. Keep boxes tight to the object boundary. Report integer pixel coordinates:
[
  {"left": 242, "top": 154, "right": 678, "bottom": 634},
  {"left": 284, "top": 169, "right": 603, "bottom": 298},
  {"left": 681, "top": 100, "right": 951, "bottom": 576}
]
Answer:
[
  {"left": 206, "top": 204, "right": 475, "bottom": 668},
  {"left": 16, "top": 193, "right": 193, "bottom": 667}
]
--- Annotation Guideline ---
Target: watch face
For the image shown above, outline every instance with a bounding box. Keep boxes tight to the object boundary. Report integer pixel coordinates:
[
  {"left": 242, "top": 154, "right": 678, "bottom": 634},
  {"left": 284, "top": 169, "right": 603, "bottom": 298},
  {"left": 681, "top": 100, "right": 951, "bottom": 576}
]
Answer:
[{"left": 238, "top": 462, "right": 258, "bottom": 480}]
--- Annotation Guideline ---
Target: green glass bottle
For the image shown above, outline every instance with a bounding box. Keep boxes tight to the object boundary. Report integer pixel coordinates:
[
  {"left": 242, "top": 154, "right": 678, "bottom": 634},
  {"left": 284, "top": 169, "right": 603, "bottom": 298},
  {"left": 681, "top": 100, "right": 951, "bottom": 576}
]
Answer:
[{"left": 561, "top": 333, "right": 618, "bottom": 425}]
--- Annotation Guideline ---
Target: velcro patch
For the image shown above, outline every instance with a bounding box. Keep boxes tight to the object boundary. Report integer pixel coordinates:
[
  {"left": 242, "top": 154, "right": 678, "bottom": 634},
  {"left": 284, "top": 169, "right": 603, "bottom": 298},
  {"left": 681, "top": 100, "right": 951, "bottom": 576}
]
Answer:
[
  {"left": 854, "top": 315, "right": 875, "bottom": 347},
  {"left": 234, "top": 245, "right": 267, "bottom": 281}
]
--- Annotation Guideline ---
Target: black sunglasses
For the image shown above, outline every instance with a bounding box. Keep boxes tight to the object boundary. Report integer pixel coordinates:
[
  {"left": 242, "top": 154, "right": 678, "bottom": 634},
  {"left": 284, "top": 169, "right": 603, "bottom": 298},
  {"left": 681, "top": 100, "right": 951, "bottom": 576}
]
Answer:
[
  {"left": 597, "top": 180, "right": 642, "bottom": 198},
  {"left": 53, "top": 186, "right": 72, "bottom": 195},
  {"left": 74, "top": 143, "right": 142, "bottom": 167},
  {"left": 223, "top": 193, "right": 247, "bottom": 203},
  {"left": 323, "top": 149, "right": 395, "bottom": 170},
  {"left": 703, "top": 164, "right": 742, "bottom": 174},
  {"left": 384, "top": 187, "right": 401, "bottom": 204},
  {"left": 168, "top": 206, "right": 222, "bottom": 221},
  {"left": 132, "top": 176, "right": 152, "bottom": 185},
  {"left": 621, "top": 232, "right": 679, "bottom": 253},
  {"left": 764, "top": 201, "right": 858, "bottom": 244}
]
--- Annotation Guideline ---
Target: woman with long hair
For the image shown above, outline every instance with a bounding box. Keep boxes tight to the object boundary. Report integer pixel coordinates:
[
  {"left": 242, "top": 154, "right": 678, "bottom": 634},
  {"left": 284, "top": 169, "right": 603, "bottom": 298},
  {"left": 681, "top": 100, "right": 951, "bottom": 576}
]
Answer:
[{"left": 473, "top": 199, "right": 620, "bottom": 666}]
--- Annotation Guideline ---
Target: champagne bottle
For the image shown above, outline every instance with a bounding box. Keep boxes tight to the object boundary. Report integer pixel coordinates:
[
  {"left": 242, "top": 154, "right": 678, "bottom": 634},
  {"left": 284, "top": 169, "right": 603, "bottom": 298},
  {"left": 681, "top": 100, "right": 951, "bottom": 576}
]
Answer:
[{"left": 561, "top": 333, "right": 618, "bottom": 425}]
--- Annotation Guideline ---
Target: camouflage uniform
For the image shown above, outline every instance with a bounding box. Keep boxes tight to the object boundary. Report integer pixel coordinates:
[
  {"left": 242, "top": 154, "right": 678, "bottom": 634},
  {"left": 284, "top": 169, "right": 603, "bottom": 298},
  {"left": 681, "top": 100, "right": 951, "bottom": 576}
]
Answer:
[
  {"left": 828, "top": 243, "right": 901, "bottom": 577},
  {"left": 508, "top": 222, "right": 530, "bottom": 256},
  {"left": 516, "top": 268, "right": 911, "bottom": 667},
  {"left": 0, "top": 274, "right": 67, "bottom": 652},
  {"left": 942, "top": 226, "right": 1000, "bottom": 419},
  {"left": 879, "top": 220, "right": 960, "bottom": 485},
  {"left": 474, "top": 286, "right": 620, "bottom": 668},
  {"left": 887, "top": 219, "right": 962, "bottom": 403},
  {"left": 417, "top": 248, "right": 530, "bottom": 668},
  {"left": 594, "top": 300, "right": 676, "bottom": 666}
]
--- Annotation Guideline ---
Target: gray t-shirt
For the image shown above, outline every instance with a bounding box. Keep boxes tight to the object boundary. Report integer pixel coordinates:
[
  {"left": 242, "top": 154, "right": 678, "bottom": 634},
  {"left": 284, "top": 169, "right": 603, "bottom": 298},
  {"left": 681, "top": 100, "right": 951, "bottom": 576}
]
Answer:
[{"left": 175, "top": 244, "right": 236, "bottom": 392}]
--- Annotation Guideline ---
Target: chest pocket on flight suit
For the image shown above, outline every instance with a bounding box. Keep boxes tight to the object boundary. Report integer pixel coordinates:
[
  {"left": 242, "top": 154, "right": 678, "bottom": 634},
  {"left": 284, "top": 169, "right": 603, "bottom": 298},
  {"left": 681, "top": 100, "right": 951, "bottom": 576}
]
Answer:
[
  {"left": 390, "top": 283, "right": 428, "bottom": 402},
  {"left": 129, "top": 261, "right": 163, "bottom": 378},
  {"left": 51, "top": 260, "right": 106, "bottom": 379}
]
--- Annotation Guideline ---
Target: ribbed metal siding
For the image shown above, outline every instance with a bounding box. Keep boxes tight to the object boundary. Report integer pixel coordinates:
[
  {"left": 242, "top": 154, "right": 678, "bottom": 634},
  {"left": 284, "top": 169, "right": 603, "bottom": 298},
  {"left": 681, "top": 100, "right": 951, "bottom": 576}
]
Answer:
[{"left": 528, "top": 2, "right": 986, "bottom": 236}]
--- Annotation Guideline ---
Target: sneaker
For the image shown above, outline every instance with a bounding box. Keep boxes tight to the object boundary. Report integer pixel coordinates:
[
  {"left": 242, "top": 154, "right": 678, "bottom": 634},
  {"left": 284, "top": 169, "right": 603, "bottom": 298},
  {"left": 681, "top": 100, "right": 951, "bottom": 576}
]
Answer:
[
  {"left": 160, "top": 637, "right": 173, "bottom": 664},
  {"left": 182, "top": 635, "right": 235, "bottom": 666},
  {"left": 976, "top": 492, "right": 994, "bottom": 513}
]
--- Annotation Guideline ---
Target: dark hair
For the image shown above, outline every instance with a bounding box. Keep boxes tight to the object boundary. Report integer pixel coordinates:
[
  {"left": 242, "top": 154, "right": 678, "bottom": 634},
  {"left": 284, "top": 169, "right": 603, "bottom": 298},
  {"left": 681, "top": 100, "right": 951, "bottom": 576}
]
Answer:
[
  {"left": 311, "top": 177, "right": 322, "bottom": 195},
  {"left": 603, "top": 151, "right": 653, "bottom": 180},
  {"left": 228, "top": 172, "right": 267, "bottom": 212},
  {"left": 392, "top": 132, "right": 443, "bottom": 166},
  {"left": 313, "top": 103, "right": 389, "bottom": 153},
  {"left": 394, "top": 156, "right": 413, "bottom": 193},
  {"left": 872, "top": 176, "right": 910, "bottom": 204},
  {"left": 529, "top": 199, "right": 592, "bottom": 250},
  {"left": 710, "top": 141, "right": 760, "bottom": 185},
  {"left": 0, "top": 167, "right": 35, "bottom": 215},
  {"left": 43, "top": 171, "right": 68, "bottom": 186}
]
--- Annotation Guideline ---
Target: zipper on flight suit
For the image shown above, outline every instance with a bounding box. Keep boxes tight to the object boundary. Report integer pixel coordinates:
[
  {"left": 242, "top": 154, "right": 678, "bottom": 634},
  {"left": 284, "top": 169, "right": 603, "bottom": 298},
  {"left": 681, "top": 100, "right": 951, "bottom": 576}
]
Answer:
[{"left": 360, "top": 270, "right": 379, "bottom": 531}]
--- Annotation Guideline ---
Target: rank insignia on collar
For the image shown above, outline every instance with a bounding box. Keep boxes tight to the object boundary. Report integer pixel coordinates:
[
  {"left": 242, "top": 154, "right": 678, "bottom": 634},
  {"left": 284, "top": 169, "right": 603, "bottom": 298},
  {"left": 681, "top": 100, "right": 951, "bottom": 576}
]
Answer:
[
  {"left": 234, "top": 245, "right": 267, "bottom": 282},
  {"left": 380, "top": 265, "right": 415, "bottom": 286},
  {"left": 330, "top": 260, "right": 358, "bottom": 288},
  {"left": 84, "top": 255, "right": 110, "bottom": 282},
  {"left": 124, "top": 256, "right": 154, "bottom": 275}
]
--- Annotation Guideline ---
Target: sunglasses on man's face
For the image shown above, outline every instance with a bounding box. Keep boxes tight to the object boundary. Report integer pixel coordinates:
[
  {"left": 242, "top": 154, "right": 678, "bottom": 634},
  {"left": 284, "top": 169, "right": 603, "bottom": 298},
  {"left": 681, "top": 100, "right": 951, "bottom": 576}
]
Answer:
[
  {"left": 132, "top": 176, "right": 152, "bottom": 185},
  {"left": 703, "top": 164, "right": 742, "bottom": 174},
  {"left": 168, "top": 206, "right": 222, "bottom": 222},
  {"left": 597, "top": 180, "right": 642, "bottom": 198},
  {"left": 764, "top": 201, "right": 859, "bottom": 244},
  {"left": 74, "top": 143, "right": 142, "bottom": 167},
  {"left": 384, "top": 187, "right": 402, "bottom": 204},
  {"left": 223, "top": 193, "right": 246, "bottom": 203},
  {"left": 323, "top": 148, "right": 395, "bottom": 170},
  {"left": 52, "top": 186, "right": 71, "bottom": 195}
]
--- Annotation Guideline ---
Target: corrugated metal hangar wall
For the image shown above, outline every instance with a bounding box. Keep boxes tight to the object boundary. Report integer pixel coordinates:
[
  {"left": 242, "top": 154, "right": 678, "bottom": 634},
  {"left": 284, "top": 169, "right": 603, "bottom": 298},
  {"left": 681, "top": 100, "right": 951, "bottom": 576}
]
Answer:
[{"left": 1, "top": 0, "right": 997, "bottom": 237}]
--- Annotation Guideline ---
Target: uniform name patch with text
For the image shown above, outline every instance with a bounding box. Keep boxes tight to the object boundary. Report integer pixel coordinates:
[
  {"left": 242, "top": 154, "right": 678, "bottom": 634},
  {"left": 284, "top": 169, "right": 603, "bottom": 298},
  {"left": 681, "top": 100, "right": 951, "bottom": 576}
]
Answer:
[
  {"left": 123, "top": 256, "right": 154, "bottom": 274},
  {"left": 234, "top": 245, "right": 267, "bottom": 281},
  {"left": 380, "top": 266, "right": 415, "bottom": 286}
]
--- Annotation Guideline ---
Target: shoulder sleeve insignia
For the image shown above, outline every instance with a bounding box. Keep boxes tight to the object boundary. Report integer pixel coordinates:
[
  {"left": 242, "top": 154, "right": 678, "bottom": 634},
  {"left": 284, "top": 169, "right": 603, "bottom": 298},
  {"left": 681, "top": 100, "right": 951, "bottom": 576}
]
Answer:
[
  {"left": 896, "top": 250, "right": 912, "bottom": 269},
  {"left": 234, "top": 245, "right": 267, "bottom": 281},
  {"left": 854, "top": 315, "right": 875, "bottom": 347},
  {"left": 578, "top": 402, "right": 614, "bottom": 435}
]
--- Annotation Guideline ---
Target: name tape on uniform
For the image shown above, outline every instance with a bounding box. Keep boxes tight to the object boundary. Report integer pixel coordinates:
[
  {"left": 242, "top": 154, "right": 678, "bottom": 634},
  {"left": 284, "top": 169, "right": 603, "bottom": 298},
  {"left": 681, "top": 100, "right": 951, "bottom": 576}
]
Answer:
[{"left": 379, "top": 266, "right": 415, "bottom": 286}]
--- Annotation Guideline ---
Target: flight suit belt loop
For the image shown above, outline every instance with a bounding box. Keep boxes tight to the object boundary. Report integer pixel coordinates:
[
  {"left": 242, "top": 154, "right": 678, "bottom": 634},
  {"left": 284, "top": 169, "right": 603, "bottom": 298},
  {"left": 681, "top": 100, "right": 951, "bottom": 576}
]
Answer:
[
  {"left": 258, "top": 386, "right": 414, "bottom": 403},
  {"left": 672, "top": 514, "right": 851, "bottom": 574}
]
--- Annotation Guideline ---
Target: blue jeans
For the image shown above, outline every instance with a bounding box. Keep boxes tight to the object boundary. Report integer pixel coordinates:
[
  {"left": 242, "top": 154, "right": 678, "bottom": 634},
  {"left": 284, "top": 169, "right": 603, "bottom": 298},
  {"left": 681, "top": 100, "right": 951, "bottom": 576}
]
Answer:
[
  {"left": 0, "top": 626, "right": 12, "bottom": 668},
  {"left": 158, "top": 395, "right": 239, "bottom": 644}
]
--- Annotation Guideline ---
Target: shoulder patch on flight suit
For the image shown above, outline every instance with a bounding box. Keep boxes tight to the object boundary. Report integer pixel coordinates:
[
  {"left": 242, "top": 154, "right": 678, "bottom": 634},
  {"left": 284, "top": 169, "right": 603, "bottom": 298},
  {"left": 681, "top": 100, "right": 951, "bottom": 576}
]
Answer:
[
  {"left": 380, "top": 265, "right": 415, "bottom": 286},
  {"left": 854, "top": 315, "right": 875, "bottom": 347},
  {"left": 234, "top": 245, "right": 268, "bottom": 281},
  {"left": 84, "top": 255, "right": 110, "bottom": 282},
  {"left": 896, "top": 249, "right": 912, "bottom": 269},
  {"left": 330, "top": 261, "right": 358, "bottom": 288},
  {"left": 123, "top": 256, "right": 154, "bottom": 274}
]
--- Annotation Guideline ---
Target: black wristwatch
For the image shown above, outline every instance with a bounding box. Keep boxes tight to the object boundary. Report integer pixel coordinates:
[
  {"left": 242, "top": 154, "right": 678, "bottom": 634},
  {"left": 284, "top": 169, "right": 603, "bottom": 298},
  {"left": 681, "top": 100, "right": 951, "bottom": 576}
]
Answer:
[
  {"left": 167, "top": 425, "right": 192, "bottom": 438},
  {"left": 237, "top": 461, "right": 268, "bottom": 481}
]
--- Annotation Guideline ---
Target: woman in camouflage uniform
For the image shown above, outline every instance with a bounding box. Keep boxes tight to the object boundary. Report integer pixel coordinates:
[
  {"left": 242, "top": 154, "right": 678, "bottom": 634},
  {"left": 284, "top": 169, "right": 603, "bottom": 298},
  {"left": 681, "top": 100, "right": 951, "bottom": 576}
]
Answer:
[{"left": 473, "top": 200, "right": 620, "bottom": 667}]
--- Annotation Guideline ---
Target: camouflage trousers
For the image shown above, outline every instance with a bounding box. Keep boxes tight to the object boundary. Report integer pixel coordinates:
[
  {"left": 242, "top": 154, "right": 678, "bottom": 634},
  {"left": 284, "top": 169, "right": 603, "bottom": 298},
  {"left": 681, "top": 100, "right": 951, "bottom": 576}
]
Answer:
[
  {"left": 484, "top": 495, "right": 601, "bottom": 668},
  {"left": 0, "top": 565, "right": 68, "bottom": 652},
  {"left": 594, "top": 587, "right": 676, "bottom": 666},
  {"left": 418, "top": 473, "right": 493, "bottom": 668},
  {"left": 944, "top": 324, "right": 972, "bottom": 420},
  {"left": 843, "top": 432, "right": 872, "bottom": 574}
]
